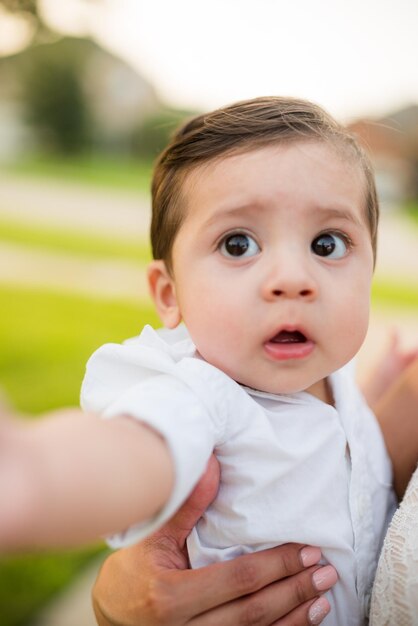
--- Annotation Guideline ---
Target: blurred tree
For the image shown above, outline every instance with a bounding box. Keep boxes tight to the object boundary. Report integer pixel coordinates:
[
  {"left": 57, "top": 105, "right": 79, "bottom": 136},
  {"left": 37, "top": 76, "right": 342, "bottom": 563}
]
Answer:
[
  {"left": 1, "top": 0, "right": 38, "bottom": 15},
  {"left": 0, "top": 35, "right": 164, "bottom": 157},
  {"left": 22, "top": 51, "right": 90, "bottom": 153},
  {"left": 0, "top": 0, "right": 38, "bottom": 16}
]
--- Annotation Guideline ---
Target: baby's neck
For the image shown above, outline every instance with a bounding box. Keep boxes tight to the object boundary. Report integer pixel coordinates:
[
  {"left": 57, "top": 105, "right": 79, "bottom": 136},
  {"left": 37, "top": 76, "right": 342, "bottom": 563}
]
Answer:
[{"left": 305, "top": 378, "right": 334, "bottom": 405}]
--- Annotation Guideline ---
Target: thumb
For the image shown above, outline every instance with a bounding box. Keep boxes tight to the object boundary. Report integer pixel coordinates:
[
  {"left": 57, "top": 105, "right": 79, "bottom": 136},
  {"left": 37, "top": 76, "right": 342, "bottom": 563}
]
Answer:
[{"left": 163, "top": 454, "right": 220, "bottom": 547}]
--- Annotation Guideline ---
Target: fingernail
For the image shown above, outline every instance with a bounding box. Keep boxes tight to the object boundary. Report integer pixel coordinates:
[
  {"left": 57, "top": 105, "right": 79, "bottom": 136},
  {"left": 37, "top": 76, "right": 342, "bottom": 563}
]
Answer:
[
  {"left": 308, "top": 597, "right": 330, "bottom": 624},
  {"left": 312, "top": 565, "right": 338, "bottom": 591},
  {"left": 300, "top": 546, "right": 322, "bottom": 567}
]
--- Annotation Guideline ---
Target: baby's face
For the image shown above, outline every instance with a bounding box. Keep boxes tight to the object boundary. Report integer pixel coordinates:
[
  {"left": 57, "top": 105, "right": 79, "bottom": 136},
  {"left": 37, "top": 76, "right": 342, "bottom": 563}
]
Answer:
[{"left": 166, "top": 141, "right": 374, "bottom": 399}]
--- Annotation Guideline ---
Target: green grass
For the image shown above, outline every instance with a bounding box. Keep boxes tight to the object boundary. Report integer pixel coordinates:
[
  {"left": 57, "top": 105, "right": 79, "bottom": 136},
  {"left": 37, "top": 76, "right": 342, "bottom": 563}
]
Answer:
[
  {"left": 0, "top": 286, "right": 158, "bottom": 414},
  {"left": 404, "top": 201, "right": 418, "bottom": 226},
  {"left": 0, "top": 216, "right": 152, "bottom": 264},
  {"left": 0, "top": 548, "right": 106, "bottom": 626},
  {"left": 0, "top": 285, "right": 159, "bottom": 626},
  {"left": 0, "top": 153, "right": 153, "bottom": 193}
]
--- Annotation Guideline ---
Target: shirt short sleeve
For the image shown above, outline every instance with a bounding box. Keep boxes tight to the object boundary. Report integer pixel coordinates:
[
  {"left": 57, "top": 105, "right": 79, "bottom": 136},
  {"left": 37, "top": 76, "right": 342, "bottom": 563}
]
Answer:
[{"left": 80, "top": 326, "right": 225, "bottom": 547}]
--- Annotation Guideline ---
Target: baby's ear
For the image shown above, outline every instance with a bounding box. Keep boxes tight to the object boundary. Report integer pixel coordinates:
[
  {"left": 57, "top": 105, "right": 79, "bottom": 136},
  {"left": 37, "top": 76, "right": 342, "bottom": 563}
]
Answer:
[{"left": 147, "top": 260, "right": 182, "bottom": 328}]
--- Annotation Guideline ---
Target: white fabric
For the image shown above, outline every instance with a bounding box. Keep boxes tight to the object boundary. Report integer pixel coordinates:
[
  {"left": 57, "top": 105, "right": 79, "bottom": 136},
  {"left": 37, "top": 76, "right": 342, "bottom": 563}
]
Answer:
[
  {"left": 81, "top": 324, "right": 396, "bottom": 626},
  {"left": 370, "top": 465, "right": 418, "bottom": 625}
]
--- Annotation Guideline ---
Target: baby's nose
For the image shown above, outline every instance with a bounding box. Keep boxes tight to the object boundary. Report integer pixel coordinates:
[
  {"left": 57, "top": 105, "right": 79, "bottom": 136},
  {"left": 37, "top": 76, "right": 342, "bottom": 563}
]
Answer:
[{"left": 261, "top": 264, "right": 317, "bottom": 301}]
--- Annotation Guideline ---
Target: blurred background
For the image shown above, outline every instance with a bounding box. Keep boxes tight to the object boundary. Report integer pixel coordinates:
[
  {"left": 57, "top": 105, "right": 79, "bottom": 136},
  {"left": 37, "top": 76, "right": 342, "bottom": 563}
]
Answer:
[{"left": 0, "top": 1, "right": 417, "bottom": 624}]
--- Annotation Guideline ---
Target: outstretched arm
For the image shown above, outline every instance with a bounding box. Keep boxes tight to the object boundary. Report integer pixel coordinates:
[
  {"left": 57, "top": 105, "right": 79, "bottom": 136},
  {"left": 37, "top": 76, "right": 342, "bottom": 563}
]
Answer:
[{"left": 0, "top": 409, "right": 173, "bottom": 549}]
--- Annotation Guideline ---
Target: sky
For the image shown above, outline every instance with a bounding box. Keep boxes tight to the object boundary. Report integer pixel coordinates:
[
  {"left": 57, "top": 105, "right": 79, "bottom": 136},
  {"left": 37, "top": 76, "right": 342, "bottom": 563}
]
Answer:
[{"left": 3, "top": 0, "right": 418, "bottom": 122}]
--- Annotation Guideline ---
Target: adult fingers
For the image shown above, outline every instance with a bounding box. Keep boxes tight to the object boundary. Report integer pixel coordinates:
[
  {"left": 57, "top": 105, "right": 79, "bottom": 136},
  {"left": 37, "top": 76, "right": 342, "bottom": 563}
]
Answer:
[
  {"left": 153, "top": 543, "right": 325, "bottom": 618},
  {"left": 186, "top": 563, "right": 336, "bottom": 626},
  {"left": 92, "top": 542, "right": 336, "bottom": 626}
]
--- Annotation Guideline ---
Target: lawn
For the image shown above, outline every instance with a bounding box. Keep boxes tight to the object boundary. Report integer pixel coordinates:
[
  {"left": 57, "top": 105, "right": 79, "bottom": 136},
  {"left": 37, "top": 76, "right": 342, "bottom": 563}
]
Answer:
[
  {"left": 1, "top": 153, "right": 154, "bottom": 194},
  {"left": 0, "top": 285, "right": 159, "bottom": 626},
  {"left": 405, "top": 200, "right": 418, "bottom": 225}
]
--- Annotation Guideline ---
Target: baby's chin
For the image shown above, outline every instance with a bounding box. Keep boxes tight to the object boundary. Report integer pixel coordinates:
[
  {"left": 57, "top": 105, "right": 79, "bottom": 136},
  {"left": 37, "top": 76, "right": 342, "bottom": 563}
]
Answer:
[
  {"left": 195, "top": 350, "right": 331, "bottom": 399},
  {"left": 233, "top": 377, "right": 317, "bottom": 395},
  {"left": 234, "top": 374, "right": 331, "bottom": 401}
]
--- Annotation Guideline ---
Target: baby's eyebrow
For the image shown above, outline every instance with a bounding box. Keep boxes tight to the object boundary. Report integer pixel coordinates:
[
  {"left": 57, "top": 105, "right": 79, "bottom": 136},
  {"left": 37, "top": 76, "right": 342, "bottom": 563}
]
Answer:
[
  {"left": 201, "top": 203, "right": 365, "bottom": 230},
  {"left": 318, "top": 207, "right": 364, "bottom": 228},
  {"left": 202, "top": 203, "right": 257, "bottom": 228}
]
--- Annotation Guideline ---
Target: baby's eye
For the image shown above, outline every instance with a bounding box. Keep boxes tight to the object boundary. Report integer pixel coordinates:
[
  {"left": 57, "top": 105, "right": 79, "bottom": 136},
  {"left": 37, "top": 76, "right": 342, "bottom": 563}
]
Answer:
[
  {"left": 219, "top": 233, "right": 260, "bottom": 258},
  {"left": 311, "top": 232, "right": 349, "bottom": 259}
]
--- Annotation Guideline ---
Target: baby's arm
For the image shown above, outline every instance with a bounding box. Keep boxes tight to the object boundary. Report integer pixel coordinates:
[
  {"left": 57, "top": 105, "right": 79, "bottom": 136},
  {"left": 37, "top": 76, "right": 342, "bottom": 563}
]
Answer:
[
  {"left": 362, "top": 330, "right": 418, "bottom": 409},
  {"left": 360, "top": 330, "right": 418, "bottom": 499},
  {"left": 0, "top": 409, "right": 173, "bottom": 550},
  {"left": 374, "top": 358, "right": 418, "bottom": 500}
]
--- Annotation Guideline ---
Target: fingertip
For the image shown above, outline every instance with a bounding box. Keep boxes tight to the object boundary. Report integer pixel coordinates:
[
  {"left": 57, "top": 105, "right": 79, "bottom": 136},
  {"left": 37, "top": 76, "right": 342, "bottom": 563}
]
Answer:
[
  {"left": 308, "top": 596, "right": 331, "bottom": 624},
  {"left": 312, "top": 565, "right": 338, "bottom": 592},
  {"left": 205, "top": 454, "right": 221, "bottom": 480},
  {"left": 300, "top": 546, "right": 322, "bottom": 567}
]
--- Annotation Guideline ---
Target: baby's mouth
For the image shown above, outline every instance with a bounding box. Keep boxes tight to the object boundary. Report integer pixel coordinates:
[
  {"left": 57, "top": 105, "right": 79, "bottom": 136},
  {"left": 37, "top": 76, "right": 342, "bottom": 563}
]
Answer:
[
  {"left": 270, "top": 330, "right": 308, "bottom": 344},
  {"left": 264, "top": 328, "right": 314, "bottom": 361}
]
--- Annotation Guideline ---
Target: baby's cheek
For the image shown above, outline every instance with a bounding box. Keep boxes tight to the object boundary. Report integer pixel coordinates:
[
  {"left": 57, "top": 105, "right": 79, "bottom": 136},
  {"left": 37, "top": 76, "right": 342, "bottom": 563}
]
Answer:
[
  {"left": 195, "top": 324, "right": 245, "bottom": 376},
  {"left": 344, "top": 302, "right": 370, "bottom": 354}
]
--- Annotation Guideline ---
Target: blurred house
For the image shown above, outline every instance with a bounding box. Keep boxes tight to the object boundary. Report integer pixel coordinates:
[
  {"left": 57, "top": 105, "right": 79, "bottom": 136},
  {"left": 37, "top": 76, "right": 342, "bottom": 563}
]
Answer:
[
  {"left": 0, "top": 36, "right": 161, "bottom": 159},
  {"left": 349, "top": 104, "right": 418, "bottom": 205}
]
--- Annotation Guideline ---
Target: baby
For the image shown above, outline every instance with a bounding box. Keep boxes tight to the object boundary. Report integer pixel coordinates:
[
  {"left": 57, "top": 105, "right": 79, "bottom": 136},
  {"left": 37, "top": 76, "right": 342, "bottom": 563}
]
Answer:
[{"left": 2, "top": 97, "right": 409, "bottom": 625}]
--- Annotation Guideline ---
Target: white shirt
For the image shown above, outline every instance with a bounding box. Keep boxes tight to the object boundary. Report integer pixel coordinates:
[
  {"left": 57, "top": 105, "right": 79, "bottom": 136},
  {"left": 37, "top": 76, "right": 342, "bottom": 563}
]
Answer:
[{"left": 81, "top": 325, "right": 396, "bottom": 626}]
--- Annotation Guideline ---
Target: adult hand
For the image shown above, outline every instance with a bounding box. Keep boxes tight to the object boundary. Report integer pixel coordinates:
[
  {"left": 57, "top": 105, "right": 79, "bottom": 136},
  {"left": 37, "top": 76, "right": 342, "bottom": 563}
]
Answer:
[{"left": 93, "top": 455, "right": 337, "bottom": 625}]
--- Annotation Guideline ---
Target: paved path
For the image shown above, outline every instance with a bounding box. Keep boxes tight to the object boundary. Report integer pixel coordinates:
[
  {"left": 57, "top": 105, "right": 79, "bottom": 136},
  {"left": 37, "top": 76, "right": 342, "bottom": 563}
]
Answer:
[
  {"left": 0, "top": 173, "right": 151, "bottom": 238},
  {"left": 0, "top": 242, "right": 149, "bottom": 302},
  {"left": 1, "top": 175, "right": 417, "bottom": 626}
]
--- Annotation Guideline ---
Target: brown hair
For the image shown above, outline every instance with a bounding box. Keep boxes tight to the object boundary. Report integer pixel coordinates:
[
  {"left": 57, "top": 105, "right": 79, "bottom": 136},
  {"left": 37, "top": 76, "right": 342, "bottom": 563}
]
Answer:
[{"left": 151, "top": 96, "right": 378, "bottom": 269}]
